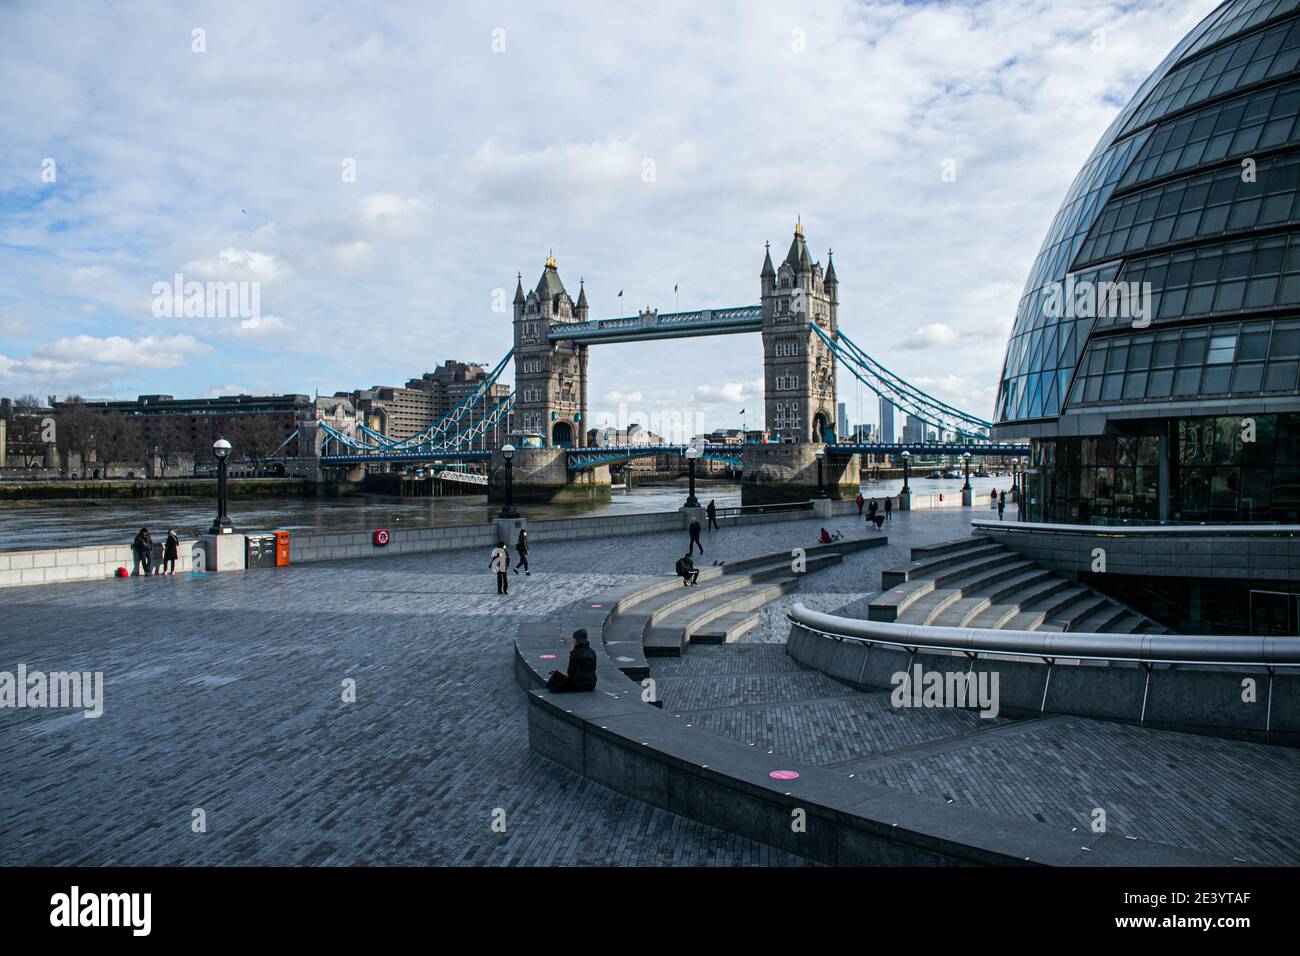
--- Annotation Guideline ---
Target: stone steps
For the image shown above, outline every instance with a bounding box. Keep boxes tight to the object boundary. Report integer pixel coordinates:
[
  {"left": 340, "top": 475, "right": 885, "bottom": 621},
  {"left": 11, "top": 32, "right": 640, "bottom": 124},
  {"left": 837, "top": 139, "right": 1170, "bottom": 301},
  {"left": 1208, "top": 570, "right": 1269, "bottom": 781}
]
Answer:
[{"left": 645, "top": 577, "right": 800, "bottom": 656}]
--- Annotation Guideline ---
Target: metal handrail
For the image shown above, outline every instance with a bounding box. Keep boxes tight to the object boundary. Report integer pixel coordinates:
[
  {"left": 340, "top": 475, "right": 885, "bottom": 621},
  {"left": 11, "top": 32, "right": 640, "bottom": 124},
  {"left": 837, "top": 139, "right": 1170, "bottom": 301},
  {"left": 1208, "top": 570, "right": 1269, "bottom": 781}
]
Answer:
[
  {"left": 786, "top": 603, "right": 1300, "bottom": 667},
  {"left": 972, "top": 518, "right": 1300, "bottom": 536}
]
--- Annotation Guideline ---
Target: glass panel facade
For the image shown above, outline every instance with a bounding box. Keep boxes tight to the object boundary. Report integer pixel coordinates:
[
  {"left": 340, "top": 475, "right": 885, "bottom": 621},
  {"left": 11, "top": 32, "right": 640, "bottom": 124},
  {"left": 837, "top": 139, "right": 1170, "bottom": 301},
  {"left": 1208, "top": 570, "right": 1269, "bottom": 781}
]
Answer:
[
  {"left": 1121, "top": 15, "right": 1300, "bottom": 136},
  {"left": 1119, "top": 79, "right": 1300, "bottom": 190},
  {"left": 1067, "top": 319, "right": 1300, "bottom": 406},
  {"left": 1103, "top": 234, "right": 1300, "bottom": 329},
  {"left": 1080, "top": 150, "right": 1300, "bottom": 266},
  {"left": 1024, "top": 413, "right": 1300, "bottom": 523}
]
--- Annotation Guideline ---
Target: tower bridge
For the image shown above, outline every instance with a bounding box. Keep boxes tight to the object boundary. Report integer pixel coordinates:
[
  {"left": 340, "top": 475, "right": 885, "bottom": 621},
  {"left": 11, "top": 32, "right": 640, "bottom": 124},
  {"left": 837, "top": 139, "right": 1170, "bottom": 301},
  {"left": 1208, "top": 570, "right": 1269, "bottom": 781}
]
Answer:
[{"left": 298, "top": 221, "right": 1018, "bottom": 504}]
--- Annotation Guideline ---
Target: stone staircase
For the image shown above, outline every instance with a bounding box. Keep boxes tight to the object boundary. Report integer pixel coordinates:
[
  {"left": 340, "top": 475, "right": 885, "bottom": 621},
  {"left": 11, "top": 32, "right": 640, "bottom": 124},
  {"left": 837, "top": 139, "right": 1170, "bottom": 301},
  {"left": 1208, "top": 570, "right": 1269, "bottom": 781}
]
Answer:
[
  {"left": 603, "top": 539, "right": 882, "bottom": 679},
  {"left": 869, "top": 537, "right": 1167, "bottom": 634}
]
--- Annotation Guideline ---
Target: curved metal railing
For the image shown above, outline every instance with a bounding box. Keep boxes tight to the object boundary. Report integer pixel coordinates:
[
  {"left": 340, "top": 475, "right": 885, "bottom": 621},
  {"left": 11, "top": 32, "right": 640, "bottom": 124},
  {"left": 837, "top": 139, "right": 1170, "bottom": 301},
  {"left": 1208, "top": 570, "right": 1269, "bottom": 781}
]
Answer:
[{"left": 786, "top": 603, "right": 1300, "bottom": 668}]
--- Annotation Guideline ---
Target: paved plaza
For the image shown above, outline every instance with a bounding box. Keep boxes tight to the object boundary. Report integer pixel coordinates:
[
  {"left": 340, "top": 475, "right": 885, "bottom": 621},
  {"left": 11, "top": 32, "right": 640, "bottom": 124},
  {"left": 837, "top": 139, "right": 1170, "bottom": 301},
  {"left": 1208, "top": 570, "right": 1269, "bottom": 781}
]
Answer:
[{"left": 2, "top": 506, "right": 1297, "bottom": 866}]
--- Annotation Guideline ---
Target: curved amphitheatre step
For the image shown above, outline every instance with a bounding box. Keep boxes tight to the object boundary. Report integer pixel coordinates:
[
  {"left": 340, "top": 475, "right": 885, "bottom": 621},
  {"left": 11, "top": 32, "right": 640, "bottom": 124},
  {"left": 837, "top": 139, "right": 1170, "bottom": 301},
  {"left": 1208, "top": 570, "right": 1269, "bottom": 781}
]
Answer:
[
  {"left": 894, "top": 558, "right": 1042, "bottom": 626},
  {"left": 645, "top": 577, "right": 801, "bottom": 656},
  {"left": 689, "top": 609, "right": 763, "bottom": 644},
  {"left": 870, "top": 549, "right": 1024, "bottom": 623},
  {"left": 512, "top": 538, "right": 1232, "bottom": 866},
  {"left": 603, "top": 538, "right": 884, "bottom": 679},
  {"left": 929, "top": 567, "right": 1057, "bottom": 627},
  {"left": 966, "top": 577, "right": 1075, "bottom": 629}
]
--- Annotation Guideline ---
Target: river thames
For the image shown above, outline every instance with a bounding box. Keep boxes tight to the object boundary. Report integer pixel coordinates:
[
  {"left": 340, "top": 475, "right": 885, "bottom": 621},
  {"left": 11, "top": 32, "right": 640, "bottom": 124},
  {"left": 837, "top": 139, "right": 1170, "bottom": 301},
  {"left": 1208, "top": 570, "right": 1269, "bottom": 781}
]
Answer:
[{"left": 0, "top": 475, "right": 1013, "bottom": 551}]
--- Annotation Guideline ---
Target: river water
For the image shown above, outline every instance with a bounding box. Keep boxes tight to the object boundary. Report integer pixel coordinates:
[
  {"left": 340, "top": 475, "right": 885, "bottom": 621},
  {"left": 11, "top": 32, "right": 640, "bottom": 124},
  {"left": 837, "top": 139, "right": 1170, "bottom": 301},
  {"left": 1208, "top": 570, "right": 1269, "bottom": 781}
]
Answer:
[{"left": 0, "top": 475, "right": 1013, "bottom": 552}]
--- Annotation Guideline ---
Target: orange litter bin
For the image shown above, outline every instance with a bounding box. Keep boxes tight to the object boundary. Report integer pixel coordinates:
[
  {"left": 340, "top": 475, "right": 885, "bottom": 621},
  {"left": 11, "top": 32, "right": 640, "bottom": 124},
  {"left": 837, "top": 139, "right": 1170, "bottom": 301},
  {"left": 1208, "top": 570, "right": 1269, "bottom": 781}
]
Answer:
[{"left": 274, "top": 531, "right": 291, "bottom": 566}]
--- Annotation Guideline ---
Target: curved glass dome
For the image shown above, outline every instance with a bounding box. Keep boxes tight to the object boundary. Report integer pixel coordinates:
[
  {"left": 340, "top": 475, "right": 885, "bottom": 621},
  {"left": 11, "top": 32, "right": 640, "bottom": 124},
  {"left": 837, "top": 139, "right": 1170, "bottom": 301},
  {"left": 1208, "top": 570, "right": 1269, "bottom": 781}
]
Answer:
[{"left": 994, "top": 0, "right": 1300, "bottom": 430}]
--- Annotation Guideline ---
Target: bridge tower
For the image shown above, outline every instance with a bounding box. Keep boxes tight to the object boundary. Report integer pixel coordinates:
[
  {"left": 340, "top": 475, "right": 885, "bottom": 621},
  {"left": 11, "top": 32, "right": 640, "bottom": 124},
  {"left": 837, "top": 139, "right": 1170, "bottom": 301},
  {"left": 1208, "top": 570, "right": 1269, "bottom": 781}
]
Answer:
[
  {"left": 760, "top": 220, "right": 838, "bottom": 443},
  {"left": 743, "top": 221, "right": 857, "bottom": 503},
  {"left": 512, "top": 254, "right": 588, "bottom": 449}
]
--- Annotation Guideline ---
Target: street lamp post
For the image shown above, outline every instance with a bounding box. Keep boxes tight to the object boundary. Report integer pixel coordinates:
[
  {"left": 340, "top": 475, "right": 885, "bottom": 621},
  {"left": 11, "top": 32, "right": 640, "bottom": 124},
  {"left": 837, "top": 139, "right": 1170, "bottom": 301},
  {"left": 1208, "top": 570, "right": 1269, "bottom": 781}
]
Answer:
[
  {"left": 498, "top": 443, "right": 519, "bottom": 518},
  {"left": 814, "top": 447, "right": 827, "bottom": 499},
  {"left": 961, "top": 451, "right": 973, "bottom": 507},
  {"left": 900, "top": 450, "right": 912, "bottom": 512},
  {"left": 684, "top": 446, "right": 701, "bottom": 509},
  {"left": 208, "top": 438, "right": 233, "bottom": 534}
]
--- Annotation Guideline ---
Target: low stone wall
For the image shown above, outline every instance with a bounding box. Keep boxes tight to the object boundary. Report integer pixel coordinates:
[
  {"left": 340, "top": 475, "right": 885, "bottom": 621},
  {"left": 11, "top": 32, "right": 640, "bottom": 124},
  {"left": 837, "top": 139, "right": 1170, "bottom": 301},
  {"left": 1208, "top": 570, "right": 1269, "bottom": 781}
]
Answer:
[
  {"left": 0, "top": 540, "right": 198, "bottom": 587},
  {"left": 973, "top": 518, "right": 1300, "bottom": 582},
  {"left": 0, "top": 505, "right": 814, "bottom": 587},
  {"left": 785, "top": 623, "right": 1300, "bottom": 747}
]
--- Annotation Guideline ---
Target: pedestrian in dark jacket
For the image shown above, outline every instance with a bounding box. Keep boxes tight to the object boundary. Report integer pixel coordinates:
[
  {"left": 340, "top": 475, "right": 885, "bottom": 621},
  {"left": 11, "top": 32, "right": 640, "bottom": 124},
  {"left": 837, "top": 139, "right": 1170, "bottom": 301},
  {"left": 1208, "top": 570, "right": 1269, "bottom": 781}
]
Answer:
[
  {"left": 675, "top": 552, "right": 700, "bottom": 586},
  {"left": 998, "top": 491, "right": 1006, "bottom": 520},
  {"left": 868, "top": 498, "right": 878, "bottom": 519},
  {"left": 884, "top": 495, "right": 892, "bottom": 520},
  {"left": 546, "top": 629, "right": 598, "bottom": 693},
  {"left": 163, "top": 530, "right": 179, "bottom": 575},
  {"left": 490, "top": 541, "right": 509, "bottom": 594},
  {"left": 131, "top": 528, "right": 152, "bottom": 577},
  {"left": 688, "top": 517, "right": 703, "bottom": 555},
  {"left": 706, "top": 499, "right": 719, "bottom": 531},
  {"left": 514, "top": 529, "right": 530, "bottom": 575}
]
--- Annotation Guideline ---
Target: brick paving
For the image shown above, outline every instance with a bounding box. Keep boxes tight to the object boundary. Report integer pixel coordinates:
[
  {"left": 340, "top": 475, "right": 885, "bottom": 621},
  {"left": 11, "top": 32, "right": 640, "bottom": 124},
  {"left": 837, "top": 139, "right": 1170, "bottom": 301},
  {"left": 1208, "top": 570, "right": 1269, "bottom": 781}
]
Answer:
[
  {"left": 10, "top": 503, "right": 1291, "bottom": 866},
  {"left": 0, "top": 508, "right": 971, "bottom": 866}
]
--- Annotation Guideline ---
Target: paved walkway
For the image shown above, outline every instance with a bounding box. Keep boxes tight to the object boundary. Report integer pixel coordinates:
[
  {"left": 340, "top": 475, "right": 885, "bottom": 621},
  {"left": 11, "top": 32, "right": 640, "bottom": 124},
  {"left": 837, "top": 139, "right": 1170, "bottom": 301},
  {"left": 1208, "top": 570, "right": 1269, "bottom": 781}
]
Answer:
[
  {"left": 0, "top": 507, "right": 971, "bottom": 866},
  {"left": 650, "top": 643, "right": 1300, "bottom": 866}
]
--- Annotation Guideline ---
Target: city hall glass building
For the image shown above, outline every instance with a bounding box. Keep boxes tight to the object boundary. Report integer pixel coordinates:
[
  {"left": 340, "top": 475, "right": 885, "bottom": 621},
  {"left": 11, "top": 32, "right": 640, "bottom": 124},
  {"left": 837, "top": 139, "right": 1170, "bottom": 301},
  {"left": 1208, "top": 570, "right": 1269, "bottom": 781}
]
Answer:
[
  {"left": 990, "top": 0, "right": 1300, "bottom": 633},
  {"left": 993, "top": 0, "right": 1300, "bottom": 528}
]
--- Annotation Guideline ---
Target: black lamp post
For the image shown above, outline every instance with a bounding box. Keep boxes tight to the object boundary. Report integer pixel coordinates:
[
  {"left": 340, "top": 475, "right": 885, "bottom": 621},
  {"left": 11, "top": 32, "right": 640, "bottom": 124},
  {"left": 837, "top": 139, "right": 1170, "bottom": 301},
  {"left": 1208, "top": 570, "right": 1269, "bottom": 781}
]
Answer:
[
  {"left": 901, "top": 450, "right": 911, "bottom": 495},
  {"left": 684, "top": 446, "right": 701, "bottom": 508},
  {"left": 208, "top": 437, "right": 233, "bottom": 534},
  {"left": 962, "top": 452, "right": 972, "bottom": 491},
  {"left": 815, "top": 446, "right": 827, "bottom": 498},
  {"left": 498, "top": 443, "right": 520, "bottom": 518}
]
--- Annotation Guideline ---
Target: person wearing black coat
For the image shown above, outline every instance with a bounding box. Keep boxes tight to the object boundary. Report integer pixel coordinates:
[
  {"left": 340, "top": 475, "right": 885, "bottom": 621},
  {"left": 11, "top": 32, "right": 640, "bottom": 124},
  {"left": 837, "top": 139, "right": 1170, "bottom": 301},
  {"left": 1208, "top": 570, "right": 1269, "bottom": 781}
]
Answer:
[
  {"left": 706, "top": 499, "right": 719, "bottom": 531},
  {"left": 131, "top": 528, "right": 152, "bottom": 577},
  {"left": 162, "top": 530, "right": 179, "bottom": 575},
  {"left": 688, "top": 517, "right": 703, "bottom": 555},
  {"left": 546, "top": 629, "right": 598, "bottom": 693}
]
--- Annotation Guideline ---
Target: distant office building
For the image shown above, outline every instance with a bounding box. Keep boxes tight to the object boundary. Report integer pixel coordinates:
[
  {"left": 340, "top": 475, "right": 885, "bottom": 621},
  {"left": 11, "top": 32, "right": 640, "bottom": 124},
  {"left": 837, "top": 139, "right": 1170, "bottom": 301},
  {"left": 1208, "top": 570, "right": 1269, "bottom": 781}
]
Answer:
[
  {"left": 902, "top": 415, "right": 925, "bottom": 444},
  {"left": 836, "top": 402, "right": 849, "bottom": 441},
  {"left": 878, "top": 397, "right": 895, "bottom": 443},
  {"left": 51, "top": 393, "right": 310, "bottom": 458},
  {"left": 344, "top": 359, "right": 512, "bottom": 449}
]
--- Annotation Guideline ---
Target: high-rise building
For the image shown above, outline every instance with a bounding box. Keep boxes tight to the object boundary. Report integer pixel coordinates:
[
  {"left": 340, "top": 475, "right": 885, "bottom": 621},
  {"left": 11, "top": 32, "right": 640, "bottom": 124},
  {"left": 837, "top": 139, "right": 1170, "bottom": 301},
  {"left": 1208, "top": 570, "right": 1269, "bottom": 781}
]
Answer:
[
  {"left": 902, "top": 414, "right": 925, "bottom": 444},
  {"left": 836, "top": 401, "right": 849, "bottom": 441},
  {"left": 878, "top": 396, "right": 895, "bottom": 443}
]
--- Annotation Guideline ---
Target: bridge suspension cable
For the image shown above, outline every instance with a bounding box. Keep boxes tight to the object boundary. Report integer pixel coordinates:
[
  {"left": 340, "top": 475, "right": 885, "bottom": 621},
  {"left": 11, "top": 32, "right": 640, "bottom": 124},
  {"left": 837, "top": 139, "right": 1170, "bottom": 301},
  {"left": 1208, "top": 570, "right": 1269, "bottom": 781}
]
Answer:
[{"left": 811, "top": 324, "right": 992, "bottom": 439}]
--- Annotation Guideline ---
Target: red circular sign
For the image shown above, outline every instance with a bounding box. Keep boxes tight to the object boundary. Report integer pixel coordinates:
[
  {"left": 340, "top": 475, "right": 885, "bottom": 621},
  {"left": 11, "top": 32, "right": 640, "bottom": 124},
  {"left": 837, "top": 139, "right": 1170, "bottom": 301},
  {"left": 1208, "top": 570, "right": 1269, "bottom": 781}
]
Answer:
[
  {"left": 373, "top": 529, "right": 390, "bottom": 546},
  {"left": 769, "top": 770, "right": 800, "bottom": 780}
]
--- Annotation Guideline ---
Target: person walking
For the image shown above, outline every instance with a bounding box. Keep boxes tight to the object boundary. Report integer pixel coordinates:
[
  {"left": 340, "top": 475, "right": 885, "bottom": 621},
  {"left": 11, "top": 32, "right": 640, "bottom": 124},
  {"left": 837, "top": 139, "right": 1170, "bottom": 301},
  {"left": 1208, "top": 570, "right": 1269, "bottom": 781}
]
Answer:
[
  {"left": 855, "top": 492, "right": 864, "bottom": 516},
  {"left": 490, "top": 541, "right": 510, "bottom": 595},
  {"left": 868, "top": 498, "right": 878, "bottom": 520},
  {"left": 688, "top": 517, "right": 704, "bottom": 555},
  {"left": 706, "top": 499, "right": 719, "bottom": 531},
  {"left": 162, "top": 529, "right": 179, "bottom": 575},
  {"left": 546, "top": 629, "right": 598, "bottom": 693},
  {"left": 884, "top": 495, "right": 893, "bottom": 521},
  {"left": 514, "top": 528, "right": 530, "bottom": 575},
  {"left": 998, "top": 491, "right": 1006, "bottom": 521},
  {"left": 131, "top": 528, "right": 152, "bottom": 577}
]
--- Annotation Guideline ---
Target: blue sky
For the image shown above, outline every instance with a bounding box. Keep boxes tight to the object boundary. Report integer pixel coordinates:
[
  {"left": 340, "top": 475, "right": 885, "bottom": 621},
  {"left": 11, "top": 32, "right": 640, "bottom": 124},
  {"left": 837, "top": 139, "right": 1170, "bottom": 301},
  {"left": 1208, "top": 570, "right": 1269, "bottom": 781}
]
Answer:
[{"left": 0, "top": 0, "right": 1221, "bottom": 432}]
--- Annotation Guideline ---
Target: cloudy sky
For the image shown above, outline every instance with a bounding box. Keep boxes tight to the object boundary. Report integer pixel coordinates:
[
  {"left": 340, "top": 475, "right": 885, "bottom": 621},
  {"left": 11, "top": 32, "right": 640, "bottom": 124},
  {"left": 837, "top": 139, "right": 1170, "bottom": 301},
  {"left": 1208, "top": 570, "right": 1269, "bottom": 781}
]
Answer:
[{"left": 0, "top": 0, "right": 1220, "bottom": 433}]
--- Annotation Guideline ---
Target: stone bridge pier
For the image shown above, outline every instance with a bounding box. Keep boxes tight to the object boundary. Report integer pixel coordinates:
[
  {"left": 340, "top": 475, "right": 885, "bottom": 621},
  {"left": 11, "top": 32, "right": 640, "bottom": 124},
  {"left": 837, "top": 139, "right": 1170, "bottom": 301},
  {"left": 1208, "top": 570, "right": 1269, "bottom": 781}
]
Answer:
[{"left": 488, "top": 447, "right": 611, "bottom": 505}]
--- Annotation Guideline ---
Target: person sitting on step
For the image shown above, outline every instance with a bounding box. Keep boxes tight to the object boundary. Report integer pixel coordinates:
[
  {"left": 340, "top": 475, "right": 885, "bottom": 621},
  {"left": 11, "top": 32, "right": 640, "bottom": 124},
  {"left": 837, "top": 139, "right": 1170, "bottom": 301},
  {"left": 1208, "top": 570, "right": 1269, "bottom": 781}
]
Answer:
[
  {"left": 675, "top": 552, "right": 700, "bottom": 587},
  {"left": 546, "top": 629, "right": 598, "bottom": 693}
]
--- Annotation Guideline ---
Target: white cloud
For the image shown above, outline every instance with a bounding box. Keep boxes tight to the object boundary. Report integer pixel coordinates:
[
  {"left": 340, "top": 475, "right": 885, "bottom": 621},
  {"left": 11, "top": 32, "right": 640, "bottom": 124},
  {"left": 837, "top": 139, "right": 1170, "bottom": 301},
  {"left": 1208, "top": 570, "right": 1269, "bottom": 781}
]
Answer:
[
  {"left": 901, "top": 322, "right": 960, "bottom": 349},
  {"left": 202, "top": 384, "right": 251, "bottom": 398},
  {"left": 182, "top": 249, "right": 287, "bottom": 283},
  {"left": 0, "top": 0, "right": 1221, "bottom": 409}
]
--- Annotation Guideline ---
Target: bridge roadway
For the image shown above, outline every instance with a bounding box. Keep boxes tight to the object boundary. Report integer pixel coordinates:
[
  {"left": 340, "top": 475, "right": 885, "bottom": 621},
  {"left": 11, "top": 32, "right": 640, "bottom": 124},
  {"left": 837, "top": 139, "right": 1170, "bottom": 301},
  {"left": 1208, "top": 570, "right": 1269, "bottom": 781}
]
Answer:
[{"left": 2, "top": 507, "right": 1295, "bottom": 865}]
